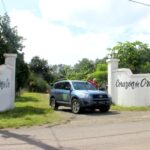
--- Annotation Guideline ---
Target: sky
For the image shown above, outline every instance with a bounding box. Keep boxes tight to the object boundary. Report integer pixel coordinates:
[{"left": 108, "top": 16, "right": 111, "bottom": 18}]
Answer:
[{"left": 0, "top": 0, "right": 150, "bottom": 66}]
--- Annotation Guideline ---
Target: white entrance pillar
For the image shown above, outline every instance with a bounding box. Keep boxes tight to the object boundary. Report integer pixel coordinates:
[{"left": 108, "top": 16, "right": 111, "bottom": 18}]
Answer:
[
  {"left": 4, "top": 53, "right": 17, "bottom": 108},
  {"left": 106, "top": 59, "right": 119, "bottom": 97}
]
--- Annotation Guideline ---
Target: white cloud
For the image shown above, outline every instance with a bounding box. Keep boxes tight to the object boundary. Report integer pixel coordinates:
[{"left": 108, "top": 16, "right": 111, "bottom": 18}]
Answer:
[
  {"left": 39, "top": 0, "right": 110, "bottom": 20},
  {"left": 38, "top": 0, "right": 150, "bottom": 32},
  {"left": 10, "top": 9, "right": 112, "bottom": 65},
  {"left": 39, "top": 0, "right": 112, "bottom": 31},
  {"left": 9, "top": 0, "right": 150, "bottom": 65},
  {"left": 129, "top": 15, "right": 150, "bottom": 43}
]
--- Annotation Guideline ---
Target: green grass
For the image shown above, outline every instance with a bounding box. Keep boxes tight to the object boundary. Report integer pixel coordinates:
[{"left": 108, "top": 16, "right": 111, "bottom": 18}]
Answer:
[
  {"left": 111, "top": 105, "right": 150, "bottom": 111},
  {"left": 0, "top": 92, "right": 62, "bottom": 129},
  {"left": 1, "top": 92, "right": 150, "bottom": 129}
]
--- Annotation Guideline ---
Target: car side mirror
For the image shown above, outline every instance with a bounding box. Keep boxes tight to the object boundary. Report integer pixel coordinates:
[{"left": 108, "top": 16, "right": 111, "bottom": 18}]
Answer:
[{"left": 99, "top": 87, "right": 106, "bottom": 91}]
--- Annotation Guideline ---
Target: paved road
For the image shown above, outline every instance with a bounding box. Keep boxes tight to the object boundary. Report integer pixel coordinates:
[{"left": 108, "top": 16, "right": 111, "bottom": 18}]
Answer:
[{"left": 1, "top": 109, "right": 150, "bottom": 150}]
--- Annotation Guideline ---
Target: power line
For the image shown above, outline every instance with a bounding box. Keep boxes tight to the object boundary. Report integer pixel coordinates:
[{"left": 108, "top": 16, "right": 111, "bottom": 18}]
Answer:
[
  {"left": 129, "top": 0, "right": 150, "bottom": 7},
  {"left": 1, "top": 0, "right": 7, "bottom": 14}
]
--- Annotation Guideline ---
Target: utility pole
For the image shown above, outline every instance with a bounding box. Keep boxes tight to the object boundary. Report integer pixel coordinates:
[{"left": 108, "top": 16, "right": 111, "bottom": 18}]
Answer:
[{"left": 129, "top": 0, "right": 150, "bottom": 7}]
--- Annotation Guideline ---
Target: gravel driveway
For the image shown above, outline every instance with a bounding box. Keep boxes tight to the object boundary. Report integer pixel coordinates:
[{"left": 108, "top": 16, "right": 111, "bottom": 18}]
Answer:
[{"left": 57, "top": 107, "right": 150, "bottom": 126}]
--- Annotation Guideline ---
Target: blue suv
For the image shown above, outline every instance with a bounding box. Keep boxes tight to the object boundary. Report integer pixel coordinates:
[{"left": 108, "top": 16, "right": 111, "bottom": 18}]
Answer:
[{"left": 50, "top": 80, "right": 111, "bottom": 114}]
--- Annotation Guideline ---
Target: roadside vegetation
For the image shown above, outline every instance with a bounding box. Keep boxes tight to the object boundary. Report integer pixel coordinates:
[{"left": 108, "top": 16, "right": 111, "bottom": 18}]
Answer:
[
  {"left": 111, "top": 105, "right": 150, "bottom": 111},
  {"left": 1, "top": 92, "right": 150, "bottom": 129},
  {"left": 0, "top": 92, "right": 62, "bottom": 129}
]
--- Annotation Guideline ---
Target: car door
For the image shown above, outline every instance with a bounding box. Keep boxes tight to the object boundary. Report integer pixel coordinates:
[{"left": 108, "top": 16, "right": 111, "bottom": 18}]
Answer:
[
  {"left": 53, "top": 82, "right": 63, "bottom": 102},
  {"left": 61, "top": 82, "right": 71, "bottom": 104}
]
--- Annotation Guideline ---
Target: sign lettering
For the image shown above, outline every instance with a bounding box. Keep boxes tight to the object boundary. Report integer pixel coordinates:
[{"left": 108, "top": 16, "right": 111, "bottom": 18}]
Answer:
[
  {"left": 0, "top": 78, "right": 10, "bottom": 90},
  {"left": 115, "top": 78, "right": 150, "bottom": 89}
]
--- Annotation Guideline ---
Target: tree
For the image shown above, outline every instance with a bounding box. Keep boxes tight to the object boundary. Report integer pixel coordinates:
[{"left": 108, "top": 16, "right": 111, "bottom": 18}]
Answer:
[
  {"left": 0, "top": 14, "right": 29, "bottom": 92},
  {"left": 29, "top": 56, "right": 49, "bottom": 74},
  {"left": 28, "top": 72, "right": 49, "bottom": 93},
  {"left": 95, "top": 57, "right": 107, "bottom": 66},
  {"left": 96, "top": 63, "right": 107, "bottom": 72},
  {"left": 50, "top": 64, "right": 73, "bottom": 81},
  {"left": 16, "top": 54, "right": 29, "bottom": 92},
  {"left": 29, "top": 56, "right": 53, "bottom": 82},
  {"left": 88, "top": 63, "right": 107, "bottom": 87},
  {"left": 140, "top": 62, "right": 150, "bottom": 73},
  {"left": 74, "top": 58, "right": 95, "bottom": 79},
  {"left": 108, "top": 41, "right": 150, "bottom": 73},
  {"left": 28, "top": 56, "right": 53, "bottom": 92}
]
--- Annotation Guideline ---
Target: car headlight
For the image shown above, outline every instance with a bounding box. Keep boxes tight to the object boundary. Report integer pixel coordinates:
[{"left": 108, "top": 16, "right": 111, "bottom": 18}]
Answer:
[{"left": 79, "top": 93, "right": 90, "bottom": 99}]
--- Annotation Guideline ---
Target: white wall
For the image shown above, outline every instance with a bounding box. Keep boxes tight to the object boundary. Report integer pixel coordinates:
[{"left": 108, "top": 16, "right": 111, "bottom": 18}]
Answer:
[
  {"left": 107, "top": 59, "right": 150, "bottom": 106},
  {"left": 0, "top": 54, "right": 17, "bottom": 112},
  {"left": 0, "top": 65, "right": 13, "bottom": 110}
]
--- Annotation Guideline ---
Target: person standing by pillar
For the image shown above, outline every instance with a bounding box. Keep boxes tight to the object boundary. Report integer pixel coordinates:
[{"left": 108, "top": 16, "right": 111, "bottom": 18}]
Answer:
[{"left": 88, "top": 78, "right": 99, "bottom": 89}]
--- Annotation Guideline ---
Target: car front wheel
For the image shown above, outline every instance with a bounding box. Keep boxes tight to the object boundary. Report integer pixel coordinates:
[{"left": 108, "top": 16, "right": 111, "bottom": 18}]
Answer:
[
  {"left": 71, "top": 99, "right": 81, "bottom": 114},
  {"left": 99, "top": 105, "right": 110, "bottom": 112}
]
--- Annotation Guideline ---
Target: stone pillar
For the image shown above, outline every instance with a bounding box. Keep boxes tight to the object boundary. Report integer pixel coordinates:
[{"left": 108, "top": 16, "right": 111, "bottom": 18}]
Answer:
[
  {"left": 106, "top": 59, "right": 119, "bottom": 97},
  {"left": 4, "top": 53, "right": 17, "bottom": 108}
]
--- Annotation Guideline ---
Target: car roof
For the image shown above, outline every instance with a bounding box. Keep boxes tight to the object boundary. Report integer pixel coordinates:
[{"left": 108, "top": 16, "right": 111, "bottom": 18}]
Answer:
[{"left": 55, "top": 80, "right": 87, "bottom": 84}]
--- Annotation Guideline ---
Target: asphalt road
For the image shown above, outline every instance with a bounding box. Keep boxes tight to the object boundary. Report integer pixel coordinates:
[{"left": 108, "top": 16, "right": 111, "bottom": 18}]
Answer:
[{"left": 1, "top": 108, "right": 150, "bottom": 150}]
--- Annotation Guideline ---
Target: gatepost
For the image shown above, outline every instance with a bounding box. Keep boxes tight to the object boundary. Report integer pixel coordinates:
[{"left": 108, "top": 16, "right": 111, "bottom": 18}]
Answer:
[
  {"left": 106, "top": 59, "right": 119, "bottom": 103},
  {"left": 4, "top": 53, "right": 17, "bottom": 105},
  {"left": 0, "top": 54, "right": 17, "bottom": 111}
]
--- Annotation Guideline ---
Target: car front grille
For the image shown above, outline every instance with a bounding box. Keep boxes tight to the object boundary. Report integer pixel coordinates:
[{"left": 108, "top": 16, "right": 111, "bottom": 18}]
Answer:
[{"left": 92, "top": 94, "right": 108, "bottom": 99}]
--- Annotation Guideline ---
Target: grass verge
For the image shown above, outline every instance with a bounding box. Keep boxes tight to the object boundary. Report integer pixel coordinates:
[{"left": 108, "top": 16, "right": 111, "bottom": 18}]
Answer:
[
  {"left": 1, "top": 92, "right": 150, "bottom": 128},
  {"left": 0, "top": 92, "right": 62, "bottom": 129},
  {"left": 111, "top": 105, "right": 150, "bottom": 111}
]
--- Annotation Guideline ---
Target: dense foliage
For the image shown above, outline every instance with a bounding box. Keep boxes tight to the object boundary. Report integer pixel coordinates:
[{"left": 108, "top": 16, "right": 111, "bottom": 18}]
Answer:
[
  {"left": 28, "top": 56, "right": 52, "bottom": 92},
  {"left": 109, "top": 41, "right": 150, "bottom": 73},
  {"left": 28, "top": 73, "right": 49, "bottom": 93}
]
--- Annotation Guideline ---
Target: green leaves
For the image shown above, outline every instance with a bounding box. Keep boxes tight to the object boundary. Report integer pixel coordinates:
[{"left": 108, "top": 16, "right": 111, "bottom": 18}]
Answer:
[
  {"left": 74, "top": 58, "right": 95, "bottom": 80},
  {"left": 109, "top": 41, "right": 150, "bottom": 73}
]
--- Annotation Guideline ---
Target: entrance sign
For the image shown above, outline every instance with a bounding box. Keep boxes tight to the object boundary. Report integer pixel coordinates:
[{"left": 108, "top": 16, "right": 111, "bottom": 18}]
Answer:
[
  {"left": 107, "top": 59, "right": 150, "bottom": 106},
  {"left": 0, "top": 54, "right": 17, "bottom": 111}
]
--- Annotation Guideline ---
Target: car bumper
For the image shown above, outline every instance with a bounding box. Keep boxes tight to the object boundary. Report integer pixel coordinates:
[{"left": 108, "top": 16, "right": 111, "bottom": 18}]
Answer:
[{"left": 81, "top": 98, "right": 112, "bottom": 108}]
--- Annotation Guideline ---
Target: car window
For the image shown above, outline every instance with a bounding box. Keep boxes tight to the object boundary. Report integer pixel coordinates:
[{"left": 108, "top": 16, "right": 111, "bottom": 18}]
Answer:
[
  {"left": 72, "top": 82, "right": 96, "bottom": 90},
  {"left": 62, "top": 82, "right": 71, "bottom": 90},
  {"left": 54, "top": 82, "right": 63, "bottom": 89},
  {"left": 54, "top": 82, "right": 71, "bottom": 90}
]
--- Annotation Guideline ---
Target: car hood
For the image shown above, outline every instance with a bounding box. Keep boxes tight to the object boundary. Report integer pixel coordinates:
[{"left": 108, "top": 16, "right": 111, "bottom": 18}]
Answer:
[{"left": 73, "top": 90, "right": 107, "bottom": 95}]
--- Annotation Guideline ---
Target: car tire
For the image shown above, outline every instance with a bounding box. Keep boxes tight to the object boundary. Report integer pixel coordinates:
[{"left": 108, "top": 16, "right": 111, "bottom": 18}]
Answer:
[
  {"left": 50, "top": 97, "right": 58, "bottom": 110},
  {"left": 71, "top": 99, "right": 81, "bottom": 114},
  {"left": 90, "top": 108, "right": 95, "bottom": 112},
  {"left": 99, "top": 105, "right": 110, "bottom": 112}
]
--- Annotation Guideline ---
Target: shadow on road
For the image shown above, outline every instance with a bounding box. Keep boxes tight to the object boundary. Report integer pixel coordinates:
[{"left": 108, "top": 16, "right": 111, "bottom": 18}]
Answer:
[
  {"left": 0, "top": 130, "right": 60, "bottom": 150},
  {"left": 58, "top": 107, "right": 120, "bottom": 116}
]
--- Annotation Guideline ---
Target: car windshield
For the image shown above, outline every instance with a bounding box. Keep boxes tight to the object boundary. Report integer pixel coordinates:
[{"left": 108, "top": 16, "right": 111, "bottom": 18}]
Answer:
[{"left": 72, "top": 81, "right": 97, "bottom": 90}]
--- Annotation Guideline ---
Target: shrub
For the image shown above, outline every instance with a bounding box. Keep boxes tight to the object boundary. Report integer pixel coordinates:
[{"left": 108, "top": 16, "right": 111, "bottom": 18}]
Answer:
[
  {"left": 28, "top": 73, "right": 49, "bottom": 93},
  {"left": 89, "top": 71, "right": 107, "bottom": 85}
]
